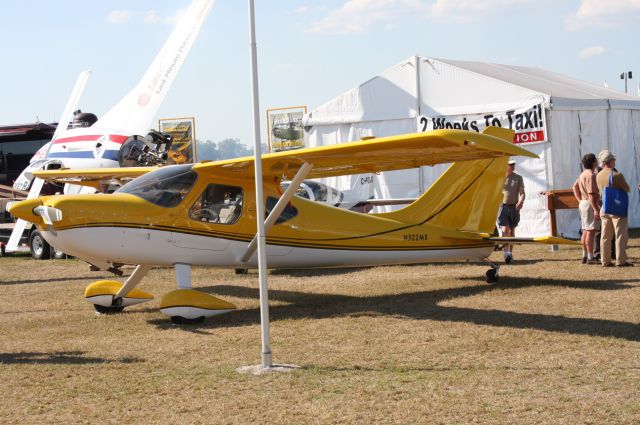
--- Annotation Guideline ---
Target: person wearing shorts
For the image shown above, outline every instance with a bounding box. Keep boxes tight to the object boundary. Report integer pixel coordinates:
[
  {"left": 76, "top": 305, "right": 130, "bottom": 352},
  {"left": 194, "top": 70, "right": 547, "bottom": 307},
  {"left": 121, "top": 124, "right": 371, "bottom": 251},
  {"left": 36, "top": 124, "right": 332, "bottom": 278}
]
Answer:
[
  {"left": 498, "top": 159, "right": 525, "bottom": 263},
  {"left": 572, "top": 153, "right": 600, "bottom": 264}
]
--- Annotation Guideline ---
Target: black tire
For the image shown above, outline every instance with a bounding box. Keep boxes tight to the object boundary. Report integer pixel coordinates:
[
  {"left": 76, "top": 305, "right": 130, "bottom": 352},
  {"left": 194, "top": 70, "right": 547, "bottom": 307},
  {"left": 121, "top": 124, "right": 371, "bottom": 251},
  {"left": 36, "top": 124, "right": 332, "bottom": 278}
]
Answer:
[
  {"left": 29, "top": 230, "right": 51, "bottom": 260},
  {"left": 170, "top": 316, "right": 205, "bottom": 325},
  {"left": 52, "top": 247, "right": 66, "bottom": 259},
  {"left": 235, "top": 268, "right": 248, "bottom": 275},
  {"left": 94, "top": 305, "right": 125, "bottom": 314},
  {"left": 485, "top": 269, "right": 498, "bottom": 284}
]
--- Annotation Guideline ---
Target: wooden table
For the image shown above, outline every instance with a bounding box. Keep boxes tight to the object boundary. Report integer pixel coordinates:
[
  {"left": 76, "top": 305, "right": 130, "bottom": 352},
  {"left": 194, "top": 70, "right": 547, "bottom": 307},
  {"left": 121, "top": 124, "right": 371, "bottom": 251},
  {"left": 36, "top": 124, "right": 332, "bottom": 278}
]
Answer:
[{"left": 541, "top": 189, "right": 579, "bottom": 236}]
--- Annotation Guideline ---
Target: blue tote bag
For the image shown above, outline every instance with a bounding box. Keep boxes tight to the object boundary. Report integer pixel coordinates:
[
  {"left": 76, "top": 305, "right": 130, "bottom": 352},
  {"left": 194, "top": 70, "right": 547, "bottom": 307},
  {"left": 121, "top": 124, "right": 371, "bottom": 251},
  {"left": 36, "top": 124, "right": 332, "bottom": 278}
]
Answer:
[{"left": 602, "top": 173, "right": 628, "bottom": 217}]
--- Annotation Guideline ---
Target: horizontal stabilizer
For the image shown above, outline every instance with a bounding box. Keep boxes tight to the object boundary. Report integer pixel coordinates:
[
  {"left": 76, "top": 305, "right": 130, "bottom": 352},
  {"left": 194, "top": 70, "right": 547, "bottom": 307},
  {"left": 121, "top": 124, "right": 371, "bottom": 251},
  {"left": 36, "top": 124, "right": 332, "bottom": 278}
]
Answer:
[{"left": 484, "top": 236, "right": 580, "bottom": 245}]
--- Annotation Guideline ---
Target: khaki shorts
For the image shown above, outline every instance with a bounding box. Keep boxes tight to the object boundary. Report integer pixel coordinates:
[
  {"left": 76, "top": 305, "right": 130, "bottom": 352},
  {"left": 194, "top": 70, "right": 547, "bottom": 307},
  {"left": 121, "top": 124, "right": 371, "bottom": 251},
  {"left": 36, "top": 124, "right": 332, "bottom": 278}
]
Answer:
[{"left": 579, "top": 199, "right": 596, "bottom": 230}]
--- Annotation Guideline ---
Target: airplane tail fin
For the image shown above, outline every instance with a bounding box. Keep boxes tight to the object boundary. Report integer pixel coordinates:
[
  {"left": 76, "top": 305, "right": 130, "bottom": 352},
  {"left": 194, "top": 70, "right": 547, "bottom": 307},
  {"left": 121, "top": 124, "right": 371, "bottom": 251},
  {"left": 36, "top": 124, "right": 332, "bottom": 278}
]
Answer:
[
  {"left": 380, "top": 127, "right": 513, "bottom": 234},
  {"left": 95, "top": 0, "right": 215, "bottom": 134}
]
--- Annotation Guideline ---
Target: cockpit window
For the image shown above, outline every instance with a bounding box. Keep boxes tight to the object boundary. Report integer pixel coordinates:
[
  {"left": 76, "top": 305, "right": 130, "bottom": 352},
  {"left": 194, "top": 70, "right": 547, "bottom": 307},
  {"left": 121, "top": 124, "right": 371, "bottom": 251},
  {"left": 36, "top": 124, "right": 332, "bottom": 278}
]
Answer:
[
  {"left": 266, "top": 196, "right": 298, "bottom": 224},
  {"left": 280, "top": 180, "right": 344, "bottom": 206},
  {"left": 189, "top": 184, "right": 243, "bottom": 224},
  {"left": 115, "top": 164, "right": 197, "bottom": 208}
]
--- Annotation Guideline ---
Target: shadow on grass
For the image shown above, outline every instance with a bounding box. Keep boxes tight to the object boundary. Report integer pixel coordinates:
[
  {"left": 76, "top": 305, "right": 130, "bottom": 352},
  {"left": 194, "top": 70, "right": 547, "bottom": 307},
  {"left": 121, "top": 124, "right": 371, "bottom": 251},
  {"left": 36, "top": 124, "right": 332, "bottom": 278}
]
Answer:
[
  {"left": 0, "top": 351, "right": 143, "bottom": 365},
  {"left": 266, "top": 259, "right": 580, "bottom": 276},
  {"left": 149, "top": 276, "right": 640, "bottom": 342},
  {"left": 459, "top": 275, "right": 640, "bottom": 291},
  {"left": 303, "top": 364, "right": 573, "bottom": 373},
  {"left": 269, "top": 267, "right": 371, "bottom": 277}
]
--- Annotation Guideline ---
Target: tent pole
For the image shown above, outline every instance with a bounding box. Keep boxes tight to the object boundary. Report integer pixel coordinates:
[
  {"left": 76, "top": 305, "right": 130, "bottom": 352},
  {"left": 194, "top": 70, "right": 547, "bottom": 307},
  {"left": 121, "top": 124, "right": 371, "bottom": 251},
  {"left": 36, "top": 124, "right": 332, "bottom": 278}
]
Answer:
[
  {"left": 415, "top": 55, "right": 424, "bottom": 194},
  {"left": 248, "top": 0, "right": 272, "bottom": 369}
]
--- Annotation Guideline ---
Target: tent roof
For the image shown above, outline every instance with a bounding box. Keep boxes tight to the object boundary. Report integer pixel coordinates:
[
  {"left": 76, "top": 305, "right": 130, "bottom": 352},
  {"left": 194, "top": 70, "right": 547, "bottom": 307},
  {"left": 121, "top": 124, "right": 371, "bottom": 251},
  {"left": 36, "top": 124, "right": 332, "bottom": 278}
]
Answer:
[
  {"left": 305, "top": 56, "right": 640, "bottom": 126},
  {"left": 434, "top": 58, "right": 640, "bottom": 107}
]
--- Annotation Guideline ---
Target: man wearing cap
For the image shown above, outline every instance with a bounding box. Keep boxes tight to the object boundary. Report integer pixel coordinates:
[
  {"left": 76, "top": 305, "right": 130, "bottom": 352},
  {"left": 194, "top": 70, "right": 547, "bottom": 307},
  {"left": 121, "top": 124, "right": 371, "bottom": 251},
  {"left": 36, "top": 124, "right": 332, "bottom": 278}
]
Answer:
[
  {"left": 498, "top": 159, "right": 525, "bottom": 263},
  {"left": 596, "top": 150, "right": 632, "bottom": 267}
]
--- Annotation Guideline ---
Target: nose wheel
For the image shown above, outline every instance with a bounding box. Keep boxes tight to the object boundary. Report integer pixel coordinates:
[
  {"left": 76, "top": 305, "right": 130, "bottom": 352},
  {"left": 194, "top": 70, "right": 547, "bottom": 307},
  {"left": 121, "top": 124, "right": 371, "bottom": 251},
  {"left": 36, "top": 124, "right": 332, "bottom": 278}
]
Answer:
[
  {"left": 85, "top": 278, "right": 154, "bottom": 314},
  {"left": 484, "top": 260, "right": 500, "bottom": 284}
]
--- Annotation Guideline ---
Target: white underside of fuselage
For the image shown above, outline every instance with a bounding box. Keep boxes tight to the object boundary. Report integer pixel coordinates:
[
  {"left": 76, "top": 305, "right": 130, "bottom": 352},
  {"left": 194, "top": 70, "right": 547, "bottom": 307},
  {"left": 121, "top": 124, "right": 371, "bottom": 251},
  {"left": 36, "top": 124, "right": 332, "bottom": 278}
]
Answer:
[{"left": 41, "top": 227, "right": 494, "bottom": 269}]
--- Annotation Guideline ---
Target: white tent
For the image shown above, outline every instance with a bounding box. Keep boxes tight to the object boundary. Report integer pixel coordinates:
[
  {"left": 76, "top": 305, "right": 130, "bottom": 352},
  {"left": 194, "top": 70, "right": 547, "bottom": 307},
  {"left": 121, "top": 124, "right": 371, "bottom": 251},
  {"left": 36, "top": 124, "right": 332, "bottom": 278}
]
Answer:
[{"left": 303, "top": 56, "right": 640, "bottom": 237}]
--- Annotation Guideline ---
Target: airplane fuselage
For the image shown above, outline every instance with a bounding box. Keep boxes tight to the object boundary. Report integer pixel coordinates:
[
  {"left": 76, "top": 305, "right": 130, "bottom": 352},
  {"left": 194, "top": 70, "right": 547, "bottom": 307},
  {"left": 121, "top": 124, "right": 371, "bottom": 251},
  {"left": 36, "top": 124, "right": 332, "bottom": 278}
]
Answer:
[
  {"left": 19, "top": 162, "right": 494, "bottom": 270},
  {"left": 44, "top": 127, "right": 130, "bottom": 168}
]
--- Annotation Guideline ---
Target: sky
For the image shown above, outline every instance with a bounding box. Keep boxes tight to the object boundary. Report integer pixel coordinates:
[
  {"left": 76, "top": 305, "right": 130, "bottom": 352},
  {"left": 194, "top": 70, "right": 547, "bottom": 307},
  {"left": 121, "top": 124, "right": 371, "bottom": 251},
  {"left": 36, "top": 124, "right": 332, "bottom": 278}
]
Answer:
[{"left": 1, "top": 0, "right": 639, "bottom": 147}]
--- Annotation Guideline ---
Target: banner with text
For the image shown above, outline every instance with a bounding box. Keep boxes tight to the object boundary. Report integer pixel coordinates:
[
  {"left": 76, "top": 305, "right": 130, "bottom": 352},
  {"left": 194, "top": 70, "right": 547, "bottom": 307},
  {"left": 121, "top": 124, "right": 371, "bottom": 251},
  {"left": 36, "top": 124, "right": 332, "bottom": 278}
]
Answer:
[{"left": 417, "top": 104, "right": 547, "bottom": 145}]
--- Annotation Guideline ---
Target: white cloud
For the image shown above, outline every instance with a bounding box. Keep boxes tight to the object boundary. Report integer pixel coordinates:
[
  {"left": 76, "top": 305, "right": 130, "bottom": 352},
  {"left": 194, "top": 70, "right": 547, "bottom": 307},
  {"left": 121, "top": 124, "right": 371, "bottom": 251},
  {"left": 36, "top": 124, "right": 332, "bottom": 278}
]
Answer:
[
  {"left": 307, "top": 0, "right": 424, "bottom": 35},
  {"left": 106, "top": 10, "right": 132, "bottom": 24},
  {"left": 430, "top": 0, "right": 535, "bottom": 21},
  {"left": 143, "top": 10, "right": 161, "bottom": 24},
  {"left": 579, "top": 45, "right": 606, "bottom": 59},
  {"left": 566, "top": 0, "right": 640, "bottom": 31},
  {"left": 164, "top": 9, "right": 187, "bottom": 25}
]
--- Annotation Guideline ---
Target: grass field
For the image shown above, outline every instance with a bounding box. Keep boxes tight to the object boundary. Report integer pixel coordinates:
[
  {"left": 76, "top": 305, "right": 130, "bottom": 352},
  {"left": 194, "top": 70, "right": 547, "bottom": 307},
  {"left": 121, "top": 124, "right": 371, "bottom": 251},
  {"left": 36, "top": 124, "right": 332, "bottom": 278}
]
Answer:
[{"left": 1, "top": 237, "right": 639, "bottom": 424}]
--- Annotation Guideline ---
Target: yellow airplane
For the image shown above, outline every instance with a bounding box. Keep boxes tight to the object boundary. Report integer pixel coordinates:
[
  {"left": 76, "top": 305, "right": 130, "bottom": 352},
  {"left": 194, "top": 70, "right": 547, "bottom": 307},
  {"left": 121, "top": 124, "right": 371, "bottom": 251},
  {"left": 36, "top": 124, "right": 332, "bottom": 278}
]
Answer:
[{"left": 9, "top": 127, "right": 575, "bottom": 324}]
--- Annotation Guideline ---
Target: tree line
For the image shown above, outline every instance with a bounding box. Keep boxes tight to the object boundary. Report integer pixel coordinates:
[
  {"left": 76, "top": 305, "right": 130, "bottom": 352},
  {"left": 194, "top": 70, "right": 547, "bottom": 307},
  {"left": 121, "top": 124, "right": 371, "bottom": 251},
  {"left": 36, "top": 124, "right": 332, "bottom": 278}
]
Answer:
[{"left": 195, "top": 138, "right": 269, "bottom": 161}]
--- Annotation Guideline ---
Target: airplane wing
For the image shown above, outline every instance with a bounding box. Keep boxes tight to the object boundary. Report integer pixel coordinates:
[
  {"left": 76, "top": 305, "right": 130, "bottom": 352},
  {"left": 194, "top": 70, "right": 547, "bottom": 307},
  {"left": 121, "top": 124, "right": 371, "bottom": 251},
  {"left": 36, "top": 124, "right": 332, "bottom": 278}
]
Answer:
[
  {"left": 196, "top": 128, "right": 539, "bottom": 180},
  {"left": 32, "top": 167, "right": 157, "bottom": 188},
  {"left": 31, "top": 128, "right": 536, "bottom": 189}
]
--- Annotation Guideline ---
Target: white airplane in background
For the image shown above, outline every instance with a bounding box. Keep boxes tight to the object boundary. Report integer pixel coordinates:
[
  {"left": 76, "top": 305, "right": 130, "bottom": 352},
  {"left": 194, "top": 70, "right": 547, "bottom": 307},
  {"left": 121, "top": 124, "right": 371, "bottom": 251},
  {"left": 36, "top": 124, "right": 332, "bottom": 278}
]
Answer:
[
  {"left": 32, "top": 0, "right": 214, "bottom": 173},
  {"left": 6, "top": 0, "right": 215, "bottom": 256}
]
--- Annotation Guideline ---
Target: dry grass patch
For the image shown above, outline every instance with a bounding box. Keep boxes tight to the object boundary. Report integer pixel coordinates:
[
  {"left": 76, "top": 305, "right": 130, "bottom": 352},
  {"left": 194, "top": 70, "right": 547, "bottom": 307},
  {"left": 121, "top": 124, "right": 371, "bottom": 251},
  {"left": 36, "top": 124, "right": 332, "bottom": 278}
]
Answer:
[{"left": 1, "top": 235, "right": 639, "bottom": 424}]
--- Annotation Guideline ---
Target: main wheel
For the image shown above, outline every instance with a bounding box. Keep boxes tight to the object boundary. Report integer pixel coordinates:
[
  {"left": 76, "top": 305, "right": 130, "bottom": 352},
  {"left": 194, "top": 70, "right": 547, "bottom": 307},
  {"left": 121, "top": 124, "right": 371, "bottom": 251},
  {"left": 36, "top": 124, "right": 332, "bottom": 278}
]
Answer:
[
  {"left": 94, "top": 305, "right": 125, "bottom": 314},
  {"left": 485, "top": 268, "right": 499, "bottom": 284},
  {"left": 170, "top": 316, "right": 205, "bottom": 325},
  {"left": 235, "top": 268, "right": 248, "bottom": 275},
  {"left": 29, "top": 230, "right": 51, "bottom": 260}
]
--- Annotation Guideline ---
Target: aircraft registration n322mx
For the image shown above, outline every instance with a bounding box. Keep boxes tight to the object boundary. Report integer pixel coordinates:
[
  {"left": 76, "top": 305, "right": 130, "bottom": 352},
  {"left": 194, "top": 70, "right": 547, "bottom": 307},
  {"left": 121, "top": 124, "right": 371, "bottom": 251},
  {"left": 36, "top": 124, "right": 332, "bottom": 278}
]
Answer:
[{"left": 10, "top": 127, "right": 577, "bottom": 324}]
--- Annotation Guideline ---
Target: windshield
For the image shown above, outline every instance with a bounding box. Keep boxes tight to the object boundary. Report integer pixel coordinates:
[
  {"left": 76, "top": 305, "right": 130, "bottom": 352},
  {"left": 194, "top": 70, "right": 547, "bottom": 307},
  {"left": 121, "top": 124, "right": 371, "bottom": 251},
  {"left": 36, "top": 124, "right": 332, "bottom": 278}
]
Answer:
[{"left": 116, "top": 164, "right": 197, "bottom": 208}]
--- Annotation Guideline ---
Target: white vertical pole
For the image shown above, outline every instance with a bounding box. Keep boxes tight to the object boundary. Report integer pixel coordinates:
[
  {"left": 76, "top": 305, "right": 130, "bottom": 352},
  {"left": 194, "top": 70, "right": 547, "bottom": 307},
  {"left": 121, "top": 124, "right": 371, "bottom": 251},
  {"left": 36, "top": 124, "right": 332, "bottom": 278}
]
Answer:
[
  {"left": 248, "top": 0, "right": 272, "bottom": 369},
  {"left": 415, "top": 55, "right": 424, "bottom": 194}
]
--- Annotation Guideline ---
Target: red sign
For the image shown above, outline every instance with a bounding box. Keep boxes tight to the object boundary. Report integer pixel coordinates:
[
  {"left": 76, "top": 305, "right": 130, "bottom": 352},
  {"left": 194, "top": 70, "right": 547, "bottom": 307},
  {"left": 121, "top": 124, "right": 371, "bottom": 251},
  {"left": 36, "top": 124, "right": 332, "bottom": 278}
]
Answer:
[{"left": 514, "top": 130, "right": 545, "bottom": 144}]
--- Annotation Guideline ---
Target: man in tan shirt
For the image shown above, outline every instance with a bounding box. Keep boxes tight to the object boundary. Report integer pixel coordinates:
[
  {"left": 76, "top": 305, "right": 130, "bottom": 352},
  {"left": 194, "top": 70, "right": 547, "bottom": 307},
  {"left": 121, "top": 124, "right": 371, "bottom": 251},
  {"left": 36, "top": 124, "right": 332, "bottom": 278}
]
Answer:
[
  {"left": 596, "top": 150, "right": 632, "bottom": 267},
  {"left": 498, "top": 159, "right": 525, "bottom": 263},
  {"left": 572, "top": 153, "right": 600, "bottom": 264}
]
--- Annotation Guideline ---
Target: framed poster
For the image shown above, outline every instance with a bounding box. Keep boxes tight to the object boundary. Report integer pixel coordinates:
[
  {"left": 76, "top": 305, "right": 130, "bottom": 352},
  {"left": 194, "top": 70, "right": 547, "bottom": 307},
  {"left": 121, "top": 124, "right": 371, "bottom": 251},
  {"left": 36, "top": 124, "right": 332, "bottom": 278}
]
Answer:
[
  {"left": 266, "top": 106, "right": 307, "bottom": 152},
  {"left": 158, "top": 117, "right": 197, "bottom": 163}
]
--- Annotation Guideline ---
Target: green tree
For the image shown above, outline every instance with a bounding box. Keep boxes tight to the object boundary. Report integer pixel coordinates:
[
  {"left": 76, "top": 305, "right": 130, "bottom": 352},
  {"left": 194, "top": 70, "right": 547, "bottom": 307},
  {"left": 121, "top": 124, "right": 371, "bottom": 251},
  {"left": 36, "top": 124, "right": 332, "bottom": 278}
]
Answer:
[
  {"left": 195, "top": 139, "right": 219, "bottom": 161},
  {"left": 217, "top": 138, "right": 251, "bottom": 159}
]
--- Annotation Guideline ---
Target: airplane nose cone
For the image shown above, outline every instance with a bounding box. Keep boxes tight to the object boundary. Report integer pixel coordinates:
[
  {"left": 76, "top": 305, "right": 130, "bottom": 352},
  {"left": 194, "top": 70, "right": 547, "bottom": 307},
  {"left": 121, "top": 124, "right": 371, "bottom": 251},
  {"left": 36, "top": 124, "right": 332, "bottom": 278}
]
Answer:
[{"left": 8, "top": 198, "right": 44, "bottom": 224}]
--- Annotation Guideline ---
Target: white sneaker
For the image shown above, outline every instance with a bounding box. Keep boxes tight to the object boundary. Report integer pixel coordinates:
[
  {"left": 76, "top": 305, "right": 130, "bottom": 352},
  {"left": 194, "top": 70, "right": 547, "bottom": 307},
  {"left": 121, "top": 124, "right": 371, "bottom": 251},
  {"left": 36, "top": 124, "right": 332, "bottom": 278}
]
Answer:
[{"left": 504, "top": 252, "right": 513, "bottom": 264}]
